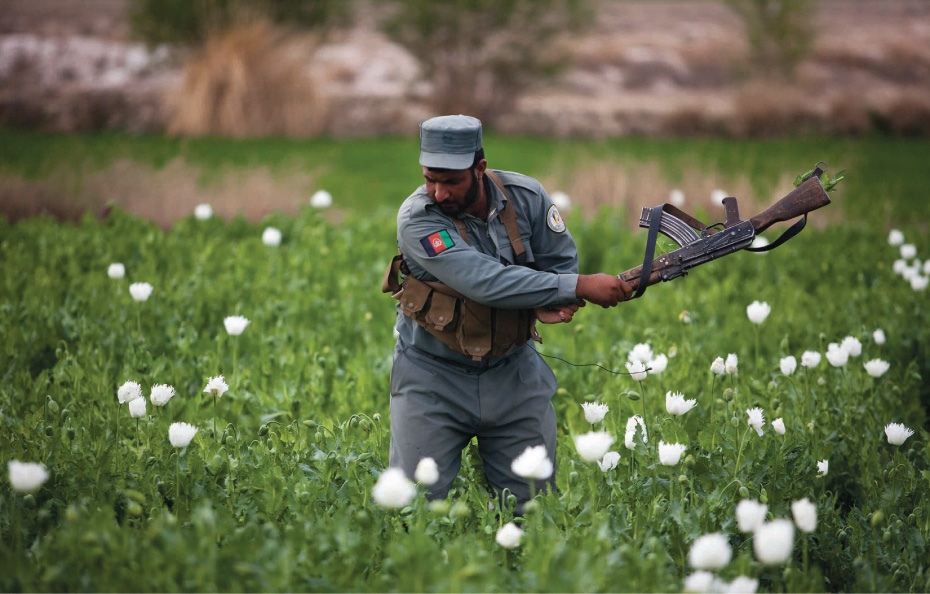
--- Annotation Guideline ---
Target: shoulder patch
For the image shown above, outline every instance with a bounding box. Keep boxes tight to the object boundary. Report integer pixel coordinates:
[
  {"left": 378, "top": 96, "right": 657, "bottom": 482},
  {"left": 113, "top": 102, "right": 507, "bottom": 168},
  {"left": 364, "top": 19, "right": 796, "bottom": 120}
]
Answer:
[
  {"left": 546, "top": 205, "right": 566, "bottom": 233},
  {"left": 420, "top": 230, "right": 455, "bottom": 256}
]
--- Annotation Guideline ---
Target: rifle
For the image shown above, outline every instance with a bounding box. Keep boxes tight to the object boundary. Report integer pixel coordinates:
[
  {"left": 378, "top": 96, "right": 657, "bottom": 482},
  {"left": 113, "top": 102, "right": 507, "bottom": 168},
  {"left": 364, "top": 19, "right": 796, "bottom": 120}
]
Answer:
[{"left": 621, "top": 165, "right": 833, "bottom": 297}]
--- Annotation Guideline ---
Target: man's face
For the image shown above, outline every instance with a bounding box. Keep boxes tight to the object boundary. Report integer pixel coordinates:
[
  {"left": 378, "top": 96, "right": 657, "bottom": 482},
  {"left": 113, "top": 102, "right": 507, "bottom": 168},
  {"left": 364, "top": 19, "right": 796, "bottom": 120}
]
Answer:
[{"left": 422, "top": 167, "right": 479, "bottom": 216}]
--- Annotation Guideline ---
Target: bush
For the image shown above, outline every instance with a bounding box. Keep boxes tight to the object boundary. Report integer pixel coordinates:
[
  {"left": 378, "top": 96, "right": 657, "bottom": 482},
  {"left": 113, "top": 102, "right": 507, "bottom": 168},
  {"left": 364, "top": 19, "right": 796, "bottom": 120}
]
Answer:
[
  {"left": 129, "top": 0, "right": 348, "bottom": 46},
  {"left": 724, "top": 0, "right": 815, "bottom": 79},
  {"left": 382, "top": 0, "right": 591, "bottom": 126}
]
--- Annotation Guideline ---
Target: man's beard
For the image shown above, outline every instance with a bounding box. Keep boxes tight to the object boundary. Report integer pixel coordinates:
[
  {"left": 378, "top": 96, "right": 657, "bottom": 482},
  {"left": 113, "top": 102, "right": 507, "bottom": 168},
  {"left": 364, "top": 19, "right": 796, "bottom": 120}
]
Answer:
[{"left": 440, "top": 170, "right": 480, "bottom": 214}]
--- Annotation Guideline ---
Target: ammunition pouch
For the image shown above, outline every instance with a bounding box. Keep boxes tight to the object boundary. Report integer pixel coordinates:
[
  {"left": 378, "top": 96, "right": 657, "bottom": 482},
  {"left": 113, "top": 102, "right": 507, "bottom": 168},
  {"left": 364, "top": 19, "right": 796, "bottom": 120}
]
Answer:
[{"left": 383, "top": 255, "right": 541, "bottom": 361}]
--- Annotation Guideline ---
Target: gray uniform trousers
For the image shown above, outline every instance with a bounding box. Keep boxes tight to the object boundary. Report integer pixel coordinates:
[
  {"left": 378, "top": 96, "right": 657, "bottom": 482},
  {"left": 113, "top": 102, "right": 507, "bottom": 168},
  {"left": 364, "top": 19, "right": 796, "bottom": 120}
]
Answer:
[{"left": 389, "top": 339, "right": 557, "bottom": 503}]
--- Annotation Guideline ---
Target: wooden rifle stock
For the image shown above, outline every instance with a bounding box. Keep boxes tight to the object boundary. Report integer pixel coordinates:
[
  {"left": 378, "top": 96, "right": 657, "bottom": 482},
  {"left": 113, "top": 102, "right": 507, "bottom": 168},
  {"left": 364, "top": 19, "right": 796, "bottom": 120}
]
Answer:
[{"left": 749, "top": 175, "right": 830, "bottom": 233}]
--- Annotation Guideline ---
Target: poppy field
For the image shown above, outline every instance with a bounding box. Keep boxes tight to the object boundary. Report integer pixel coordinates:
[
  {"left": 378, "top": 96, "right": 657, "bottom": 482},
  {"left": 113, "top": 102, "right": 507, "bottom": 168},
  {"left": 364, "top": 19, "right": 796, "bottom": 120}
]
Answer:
[{"left": 2, "top": 139, "right": 930, "bottom": 592}]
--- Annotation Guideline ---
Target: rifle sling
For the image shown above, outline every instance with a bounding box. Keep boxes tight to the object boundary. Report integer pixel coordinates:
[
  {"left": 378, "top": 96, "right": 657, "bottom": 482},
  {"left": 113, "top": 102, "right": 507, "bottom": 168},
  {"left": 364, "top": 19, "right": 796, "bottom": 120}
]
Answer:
[
  {"left": 745, "top": 214, "right": 808, "bottom": 252},
  {"left": 633, "top": 204, "right": 664, "bottom": 299}
]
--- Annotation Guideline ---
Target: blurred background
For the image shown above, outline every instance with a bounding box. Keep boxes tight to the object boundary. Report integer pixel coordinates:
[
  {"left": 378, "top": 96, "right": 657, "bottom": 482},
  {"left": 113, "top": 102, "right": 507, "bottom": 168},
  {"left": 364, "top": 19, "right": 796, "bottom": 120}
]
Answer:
[{"left": 1, "top": 0, "right": 928, "bottom": 227}]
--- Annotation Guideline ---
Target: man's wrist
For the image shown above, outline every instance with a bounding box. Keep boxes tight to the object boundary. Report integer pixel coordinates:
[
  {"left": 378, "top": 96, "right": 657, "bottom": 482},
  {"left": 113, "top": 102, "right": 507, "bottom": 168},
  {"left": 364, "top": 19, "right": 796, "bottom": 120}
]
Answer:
[{"left": 558, "top": 274, "right": 579, "bottom": 303}]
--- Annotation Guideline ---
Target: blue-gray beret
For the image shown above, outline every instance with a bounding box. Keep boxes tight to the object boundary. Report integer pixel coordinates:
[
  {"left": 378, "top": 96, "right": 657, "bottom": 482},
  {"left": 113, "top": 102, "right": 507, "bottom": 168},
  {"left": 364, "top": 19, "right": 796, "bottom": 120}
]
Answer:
[{"left": 419, "top": 115, "right": 482, "bottom": 170}]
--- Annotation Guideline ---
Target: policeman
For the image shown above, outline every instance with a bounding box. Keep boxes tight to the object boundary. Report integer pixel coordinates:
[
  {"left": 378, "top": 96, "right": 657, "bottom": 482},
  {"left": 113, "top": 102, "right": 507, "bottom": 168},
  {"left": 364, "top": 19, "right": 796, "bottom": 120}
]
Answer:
[{"left": 383, "top": 115, "right": 631, "bottom": 506}]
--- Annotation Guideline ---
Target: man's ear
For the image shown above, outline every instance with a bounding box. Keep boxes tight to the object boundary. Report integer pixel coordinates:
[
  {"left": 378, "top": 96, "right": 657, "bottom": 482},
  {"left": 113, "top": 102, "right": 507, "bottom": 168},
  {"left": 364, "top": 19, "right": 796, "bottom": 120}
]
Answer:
[{"left": 474, "top": 159, "right": 488, "bottom": 178}]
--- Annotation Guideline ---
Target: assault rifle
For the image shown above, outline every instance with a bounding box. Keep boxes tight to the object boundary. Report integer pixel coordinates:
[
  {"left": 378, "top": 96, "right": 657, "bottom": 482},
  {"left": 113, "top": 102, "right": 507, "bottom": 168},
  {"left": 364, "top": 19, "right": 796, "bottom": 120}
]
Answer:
[{"left": 621, "top": 164, "right": 834, "bottom": 297}]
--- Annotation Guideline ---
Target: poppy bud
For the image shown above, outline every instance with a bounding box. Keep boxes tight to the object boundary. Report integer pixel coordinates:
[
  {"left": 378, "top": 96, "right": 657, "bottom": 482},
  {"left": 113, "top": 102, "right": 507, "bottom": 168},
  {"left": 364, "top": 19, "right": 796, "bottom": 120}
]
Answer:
[
  {"left": 373, "top": 413, "right": 381, "bottom": 423},
  {"left": 723, "top": 388, "right": 735, "bottom": 402},
  {"left": 23, "top": 494, "right": 36, "bottom": 509},
  {"left": 67, "top": 427, "right": 76, "bottom": 440},
  {"left": 45, "top": 426, "right": 53, "bottom": 437},
  {"left": 739, "top": 486, "right": 750, "bottom": 498},
  {"left": 730, "top": 416, "right": 739, "bottom": 427},
  {"left": 870, "top": 510, "right": 885, "bottom": 527},
  {"left": 678, "top": 474, "right": 688, "bottom": 485},
  {"left": 259, "top": 424, "right": 269, "bottom": 436}
]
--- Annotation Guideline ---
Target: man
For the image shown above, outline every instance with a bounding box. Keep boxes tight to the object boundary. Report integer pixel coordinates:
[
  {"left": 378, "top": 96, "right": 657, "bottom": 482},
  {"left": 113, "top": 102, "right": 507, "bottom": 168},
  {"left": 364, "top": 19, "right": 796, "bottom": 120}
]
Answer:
[{"left": 383, "top": 115, "right": 631, "bottom": 506}]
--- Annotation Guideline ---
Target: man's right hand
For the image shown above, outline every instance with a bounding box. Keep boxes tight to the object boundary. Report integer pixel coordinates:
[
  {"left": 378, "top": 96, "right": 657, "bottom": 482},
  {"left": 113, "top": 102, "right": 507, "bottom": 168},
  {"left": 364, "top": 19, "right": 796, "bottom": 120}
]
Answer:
[{"left": 576, "top": 274, "right": 634, "bottom": 308}]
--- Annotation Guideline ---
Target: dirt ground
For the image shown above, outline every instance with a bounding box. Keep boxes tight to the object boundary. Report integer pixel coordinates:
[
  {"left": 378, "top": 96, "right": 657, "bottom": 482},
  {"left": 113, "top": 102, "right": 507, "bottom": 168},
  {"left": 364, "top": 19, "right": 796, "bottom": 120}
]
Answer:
[{"left": 1, "top": 0, "right": 929, "bottom": 137}]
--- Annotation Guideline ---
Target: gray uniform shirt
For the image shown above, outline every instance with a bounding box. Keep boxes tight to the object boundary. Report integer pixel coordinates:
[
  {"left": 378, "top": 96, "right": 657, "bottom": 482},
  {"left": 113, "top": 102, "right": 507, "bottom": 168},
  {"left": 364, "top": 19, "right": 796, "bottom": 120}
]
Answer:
[{"left": 395, "top": 169, "right": 580, "bottom": 367}]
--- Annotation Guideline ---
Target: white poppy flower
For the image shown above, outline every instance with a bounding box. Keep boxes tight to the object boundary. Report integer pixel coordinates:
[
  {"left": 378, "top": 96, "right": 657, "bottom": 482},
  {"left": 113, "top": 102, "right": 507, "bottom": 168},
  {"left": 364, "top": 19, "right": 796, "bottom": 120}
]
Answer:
[
  {"left": 884, "top": 423, "right": 914, "bottom": 446},
  {"left": 372, "top": 467, "right": 416, "bottom": 508},
  {"left": 801, "top": 351, "right": 821, "bottom": 368},
  {"left": 902, "top": 265, "right": 919, "bottom": 281},
  {"left": 262, "top": 227, "right": 282, "bottom": 247},
  {"left": 107, "top": 263, "right": 125, "bottom": 279},
  {"left": 628, "top": 343, "right": 654, "bottom": 364},
  {"left": 772, "top": 418, "right": 786, "bottom": 435},
  {"left": 746, "top": 301, "right": 771, "bottom": 324},
  {"left": 863, "top": 359, "right": 889, "bottom": 378},
  {"left": 658, "top": 441, "right": 687, "bottom": 466},
  {"left": 224, "top": 315, "right": 250, "bottom": 336},
  {"left": 753, "top": 519, "right": 795, "bottom": 565},
  {"left": 791, "top": 498, "right": 817, "bottom": 533},
  {"left": 511, "top": 445, "right": 553, "bottom": 480},
  {"left": 924, "top": 260, "right": 930, "bottom": 275},
  {"left": 817, "top": 459, "right": 828, "bottom": 477},
  {"left": 688, "top": 532, "right": 732, "bottom": 570},
  {"left": 735, "top": 499, "right": 768, "bottom": 533},
  {"left": 128, "top": 397, "right": 146, "bottom": 418},
  {"left": 203, "top": 375, "right": 229, "bottom": 398},
  {"left": 873, "top": 329, "right": 886, "bottom": 345},
  {"left": 750, "top": 235, "right": 770, "bottom": 252},
  {"left": 900, "top": 243, "right": 917, "bottom": 259},
  {"left": 168, "top": 422, "right": 198, "bottom": 448},
  {"left": 669, "top": 189, "right": 685, "bottom": 207},
  {"left": 648, "top": 354, "right": 668, "bottom": 375},
  {"left": 725, "top": 353, "right": 738, "bottom": 375},
  {"left": 129, "top": 282, "right": 153, "bottom": 302},
  {"left": 574, "top": 431, "right": 616, "bottom": 462},
  {"left": 711, "top": 189, "right": 728, "bottom": 206},
  {"left": 551, "top": 191, "right": 572, "bottom": 210},
  {"left": 825, "top": 343, "right": 849, "bottom": 367},
  {"left": 625, "top": 360, "right": 648, "bottom": 381},
  {"left": 680, "top": 310, "right": 692, "bottom": 324},
  {"left": 893, "top": 259, "right": 908, "bottom": 275},
  {"left": 666, "top": 391, "right": 697, "bottom": 416},
  {"left": 910, "top": 275, "right": 929, "bottom": 291},
  {"left": 725, "top": 576, "right": 760, "bottom": 594},
  {"left": 310, "top": 190, "right": 333, "bottom": 208},
  {"left": 624, "top": 415, "right": 648, "bottom": 449},
  {"left": 581, "top": 402, "right": 609, "bottom": 424},
  {"left": 840, "top": 336, "right": 862, "bottom": 357},
  {"left": 414, "top": 457, "right": 439, "bottom": 485},
  {"left": 8, "top": 461, "right": 49, "bottom": 493},
  {"left": 118, "top": 380, "right": 143, "bottom": 404},
  {"left": 150, "top": 384, "right": 175, "bottom": 406},
  {"left": 746, "top": 408, "right": 765, "bottom": 436},
  {"left": 598, "top": 451, "right": 621, "bottom": 472},
  {"left": 495, "top": 522, "right": 523, "bottom": 548},
  {"left": 887, "top": 229, "right": 904, "bottom": 246},
  {"left": 194, "top": 203, "right": 213, "bottom": 220},
  {"left": 683, "top": 572, "right": 724, "bottom": 594},
  {"left": 710, "top": 357, "right": 726, "bottom": 375},
  {"left": 779, "top": 356, "right": 797, "bottom": 376}
]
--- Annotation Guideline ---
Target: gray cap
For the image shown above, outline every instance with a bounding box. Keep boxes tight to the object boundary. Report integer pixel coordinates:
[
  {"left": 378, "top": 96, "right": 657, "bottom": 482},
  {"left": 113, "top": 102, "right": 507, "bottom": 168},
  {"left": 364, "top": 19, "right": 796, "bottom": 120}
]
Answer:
[{"left": 419, "top": 115, "right": 482, "bottom": 170}]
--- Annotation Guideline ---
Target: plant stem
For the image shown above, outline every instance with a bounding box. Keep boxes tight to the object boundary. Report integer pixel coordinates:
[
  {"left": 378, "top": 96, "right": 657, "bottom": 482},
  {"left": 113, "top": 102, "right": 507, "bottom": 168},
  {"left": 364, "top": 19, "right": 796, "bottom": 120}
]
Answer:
[
  {"left": 711, "top": 375, "right": 717, "bottom": 452},
  {"left": 734, "top": 425, "right": 750, "bottom": 478},
  {"left": 176, "top": 451, "right": 181, "bottom": 511},
  {"left": 638, "top": 382, "right": 650, "bottom": 451},
  {"left": 213, "top": 395, "right": 217, "bottom": 442}
]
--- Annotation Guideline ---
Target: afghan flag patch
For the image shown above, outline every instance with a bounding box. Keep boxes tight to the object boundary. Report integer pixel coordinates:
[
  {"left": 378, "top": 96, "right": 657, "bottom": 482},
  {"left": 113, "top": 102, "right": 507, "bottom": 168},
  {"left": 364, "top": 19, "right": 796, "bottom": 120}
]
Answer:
[{"left": 420, "top": 230, "right": 455, "bottom": 257}]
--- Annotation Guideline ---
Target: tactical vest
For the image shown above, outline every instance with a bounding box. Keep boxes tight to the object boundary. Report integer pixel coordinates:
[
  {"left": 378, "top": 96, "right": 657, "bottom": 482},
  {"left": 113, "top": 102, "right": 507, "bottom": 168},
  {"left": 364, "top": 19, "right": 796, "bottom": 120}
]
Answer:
[{"left": 382, "top": 171, "right": 541, "bottom": 361}]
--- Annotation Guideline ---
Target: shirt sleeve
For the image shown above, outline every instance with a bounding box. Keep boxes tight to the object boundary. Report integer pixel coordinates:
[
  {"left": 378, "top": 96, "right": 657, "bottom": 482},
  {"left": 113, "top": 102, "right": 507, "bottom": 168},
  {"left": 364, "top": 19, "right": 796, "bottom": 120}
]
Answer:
[
  {"left": 527, "top": 184, "right": 579, "bottom": 275},
  {"left": 398, "top": 204, "right": 578, "bottom": 309}
]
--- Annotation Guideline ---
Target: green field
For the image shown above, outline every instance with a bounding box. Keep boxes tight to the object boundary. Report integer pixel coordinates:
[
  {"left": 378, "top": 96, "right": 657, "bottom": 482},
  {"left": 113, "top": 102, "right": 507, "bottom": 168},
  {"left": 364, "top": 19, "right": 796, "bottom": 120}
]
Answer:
[
  {"left": 1, "top": 132, "right": 929, "bottom": 592},
  {"left": 2, "top": 129, "right": 930, "bottom": 226}
]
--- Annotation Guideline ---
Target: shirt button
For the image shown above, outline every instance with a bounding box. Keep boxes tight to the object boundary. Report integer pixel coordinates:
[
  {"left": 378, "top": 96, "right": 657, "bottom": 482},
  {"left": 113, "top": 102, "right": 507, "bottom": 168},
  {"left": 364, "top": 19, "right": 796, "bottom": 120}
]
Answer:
[{"left": 438, "top": 316, "right": 445, "bottom": 322}]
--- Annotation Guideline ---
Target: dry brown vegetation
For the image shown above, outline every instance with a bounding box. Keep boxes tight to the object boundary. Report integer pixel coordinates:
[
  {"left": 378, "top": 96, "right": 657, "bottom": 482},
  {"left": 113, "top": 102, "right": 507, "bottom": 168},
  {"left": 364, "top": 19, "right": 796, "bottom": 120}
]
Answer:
[
  {"left": 539, "top": 159, "right": 840, "bottom": 229},
  {"left": 166, "top": 19, "right": 327, "bottom": 137},
  {"left": 0, "top": 158, "right": 322, "bottom": 228}
]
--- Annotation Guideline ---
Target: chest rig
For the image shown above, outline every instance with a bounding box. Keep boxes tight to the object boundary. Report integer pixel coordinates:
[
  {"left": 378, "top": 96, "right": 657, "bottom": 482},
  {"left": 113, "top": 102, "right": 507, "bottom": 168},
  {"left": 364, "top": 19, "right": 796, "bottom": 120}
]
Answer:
[{"left": 382, "top": 171, "right": 541, "bottom": 361}]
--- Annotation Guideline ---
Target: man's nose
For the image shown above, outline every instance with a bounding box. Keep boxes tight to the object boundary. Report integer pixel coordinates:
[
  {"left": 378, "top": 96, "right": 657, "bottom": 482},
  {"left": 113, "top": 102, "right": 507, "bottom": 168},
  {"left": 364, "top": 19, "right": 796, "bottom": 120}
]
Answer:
[{"left": 434, "top": 184, "right": 450, "bottom": 201}]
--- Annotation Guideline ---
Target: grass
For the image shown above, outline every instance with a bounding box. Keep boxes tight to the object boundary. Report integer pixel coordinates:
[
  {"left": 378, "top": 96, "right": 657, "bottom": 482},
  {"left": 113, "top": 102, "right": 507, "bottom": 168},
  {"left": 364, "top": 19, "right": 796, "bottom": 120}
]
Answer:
[{"left": 2, "top": 128, "right": 929, "bottom": 229}]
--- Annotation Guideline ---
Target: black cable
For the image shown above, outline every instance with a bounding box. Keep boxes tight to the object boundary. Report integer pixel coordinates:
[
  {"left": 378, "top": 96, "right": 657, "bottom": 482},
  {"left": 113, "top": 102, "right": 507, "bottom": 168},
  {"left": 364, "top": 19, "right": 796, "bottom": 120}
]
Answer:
[{"left": 535, "top": 351, "right": 652, "bottom": 376}]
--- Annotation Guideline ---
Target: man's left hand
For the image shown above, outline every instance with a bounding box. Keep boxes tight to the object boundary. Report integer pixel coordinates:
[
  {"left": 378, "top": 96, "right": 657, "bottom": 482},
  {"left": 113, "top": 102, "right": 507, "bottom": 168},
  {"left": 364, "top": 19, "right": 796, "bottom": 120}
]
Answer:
[{"left": 534, "top": 303, "right": 581, "bottom": 324}]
